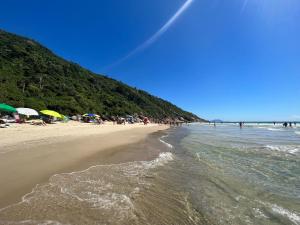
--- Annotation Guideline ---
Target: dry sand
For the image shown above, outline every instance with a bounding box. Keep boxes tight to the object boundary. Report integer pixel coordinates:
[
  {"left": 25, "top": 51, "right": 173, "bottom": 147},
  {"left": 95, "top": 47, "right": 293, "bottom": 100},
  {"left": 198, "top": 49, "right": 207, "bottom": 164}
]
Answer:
[{"left": 0, "top": 122, "right": 169, "bottom": 208}]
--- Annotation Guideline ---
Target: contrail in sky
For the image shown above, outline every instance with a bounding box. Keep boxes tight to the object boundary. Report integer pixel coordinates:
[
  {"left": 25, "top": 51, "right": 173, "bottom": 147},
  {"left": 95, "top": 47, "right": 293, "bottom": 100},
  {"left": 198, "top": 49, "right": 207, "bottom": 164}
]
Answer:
[
  {"left": 241, "top": 0, "right": 249, "bottom": 13},
  {"left": 104, "top": 0, "right": 194, "bottom": 70}
]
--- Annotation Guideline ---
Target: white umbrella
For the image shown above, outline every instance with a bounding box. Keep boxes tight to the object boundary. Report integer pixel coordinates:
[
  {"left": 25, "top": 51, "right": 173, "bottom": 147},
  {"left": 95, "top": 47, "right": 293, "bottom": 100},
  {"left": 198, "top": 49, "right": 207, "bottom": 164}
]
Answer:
[{"left": 16, "top": 108, "right": 39, "bottom": 116}]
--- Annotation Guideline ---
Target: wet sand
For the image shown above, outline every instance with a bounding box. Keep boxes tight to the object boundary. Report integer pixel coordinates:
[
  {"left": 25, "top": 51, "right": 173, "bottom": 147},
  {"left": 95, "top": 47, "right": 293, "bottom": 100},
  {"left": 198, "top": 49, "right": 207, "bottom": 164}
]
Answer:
[{"left": 0, "top": 122, "right": 169, "bottom": 208}]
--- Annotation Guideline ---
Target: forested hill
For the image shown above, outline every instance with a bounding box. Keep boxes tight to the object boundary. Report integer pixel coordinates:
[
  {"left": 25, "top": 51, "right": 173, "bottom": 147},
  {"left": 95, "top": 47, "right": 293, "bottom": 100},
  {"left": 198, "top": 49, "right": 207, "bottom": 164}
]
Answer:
[{"left": 0, "top": 30, "right": 204, "bottom": 121}]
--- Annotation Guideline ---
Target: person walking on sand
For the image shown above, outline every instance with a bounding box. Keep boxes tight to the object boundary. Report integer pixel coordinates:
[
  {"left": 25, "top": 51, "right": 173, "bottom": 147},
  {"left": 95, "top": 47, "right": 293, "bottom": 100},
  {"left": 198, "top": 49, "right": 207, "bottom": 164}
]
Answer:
[{"left": 143, "top": 117, "right": 148, "bottom": 125}]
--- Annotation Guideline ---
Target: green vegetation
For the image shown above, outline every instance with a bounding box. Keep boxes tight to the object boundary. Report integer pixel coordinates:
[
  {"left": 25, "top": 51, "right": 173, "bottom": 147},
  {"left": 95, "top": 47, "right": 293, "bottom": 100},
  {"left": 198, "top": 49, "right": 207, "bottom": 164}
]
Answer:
[{"left": 0, "top": 29, "right": 203, "bottom": 121}]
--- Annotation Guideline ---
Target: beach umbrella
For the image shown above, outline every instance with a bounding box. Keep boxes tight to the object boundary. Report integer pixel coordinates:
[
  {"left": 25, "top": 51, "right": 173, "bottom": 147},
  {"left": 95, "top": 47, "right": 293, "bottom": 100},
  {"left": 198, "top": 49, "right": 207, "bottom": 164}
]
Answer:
[
  {"left": 16, "top": 108, "right": 39, "bottom": 116},
  {"left": 40, "top": 110, "right": 63, "bottom": 118},
  {"left": 0, "top": 103, "right": 17, "bottom": 113},
  {"left": 83, "top": 113, "right": 99, "bottom": 117}
]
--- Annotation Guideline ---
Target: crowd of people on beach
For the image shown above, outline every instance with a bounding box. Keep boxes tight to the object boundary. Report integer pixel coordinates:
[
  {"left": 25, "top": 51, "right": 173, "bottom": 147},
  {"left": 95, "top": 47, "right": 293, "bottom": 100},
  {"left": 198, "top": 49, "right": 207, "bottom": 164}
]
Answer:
[
  {"left": 0, "top": 113, "right": 187, "bottom": 129},
  {"left": 0, "top": 113, "right": 154, "bottom": 128},
  {"left": 0, "top": 103, "right": 189, "bottom": 128}
]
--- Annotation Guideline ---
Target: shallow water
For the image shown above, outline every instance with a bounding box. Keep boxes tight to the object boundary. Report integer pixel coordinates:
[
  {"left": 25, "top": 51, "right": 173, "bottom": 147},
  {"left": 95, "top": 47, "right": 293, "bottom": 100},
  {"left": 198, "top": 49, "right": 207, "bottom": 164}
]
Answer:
[
  {"left": 0, "top": 124, "right": 299, "bottom": 225},
  {"left": 0, "top": 130, "right": 208, "bottom": 225},
  {"left": 177, "top": 123, "right": 300, "bottom": 225}
]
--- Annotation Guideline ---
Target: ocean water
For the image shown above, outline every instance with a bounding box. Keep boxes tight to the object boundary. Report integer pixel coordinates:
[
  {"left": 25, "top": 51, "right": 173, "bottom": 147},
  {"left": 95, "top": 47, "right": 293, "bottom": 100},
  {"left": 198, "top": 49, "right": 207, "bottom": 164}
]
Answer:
[
  {"left": 177, "top": 123, "right": 300, "bottom": 225},
  {"left": 0, "top": 124, "right": 299, "bottom": 225}
]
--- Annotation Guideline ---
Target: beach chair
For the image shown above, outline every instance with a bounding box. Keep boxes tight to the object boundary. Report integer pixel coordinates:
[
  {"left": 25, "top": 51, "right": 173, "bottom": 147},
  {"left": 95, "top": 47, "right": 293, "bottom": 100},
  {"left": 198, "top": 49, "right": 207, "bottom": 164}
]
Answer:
[{"left": 0, "top": 120, "right": 10, "bottom": 128}]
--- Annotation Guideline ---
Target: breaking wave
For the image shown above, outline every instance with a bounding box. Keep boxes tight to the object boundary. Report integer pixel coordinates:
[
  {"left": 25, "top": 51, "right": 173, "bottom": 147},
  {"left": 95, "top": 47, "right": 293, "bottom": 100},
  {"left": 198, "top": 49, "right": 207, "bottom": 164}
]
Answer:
[
  {"left": 256, "top": 127, "right": 284, "bottom": 131},
  {"left": 265, "top": 145, "right": 299, "bottom": 154},
  {"left": 271, "top": 204, "right": 300, "bottom": 225},
  {"left": 0, "top": 152, "right": 174, "bottom": 225},
  {"left": 257, "top": 201, "right": 300, "bottom": 225},
  {"left": 267, "top": 128, "right": 284, "bottom": 131}
]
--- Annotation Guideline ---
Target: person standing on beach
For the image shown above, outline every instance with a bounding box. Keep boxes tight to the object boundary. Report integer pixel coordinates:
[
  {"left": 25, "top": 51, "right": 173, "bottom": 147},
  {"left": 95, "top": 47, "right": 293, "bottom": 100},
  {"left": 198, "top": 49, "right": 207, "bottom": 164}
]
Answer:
[{"left": 239, "top": 122, "right": 243, "bottom": 128}]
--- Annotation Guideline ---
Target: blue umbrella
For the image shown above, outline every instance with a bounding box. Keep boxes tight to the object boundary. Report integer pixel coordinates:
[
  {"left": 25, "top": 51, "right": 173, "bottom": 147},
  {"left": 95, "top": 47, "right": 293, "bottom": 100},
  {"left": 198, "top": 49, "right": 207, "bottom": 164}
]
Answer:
[{"left": 83, "top": 113, "right": 99, "bottom": 117}]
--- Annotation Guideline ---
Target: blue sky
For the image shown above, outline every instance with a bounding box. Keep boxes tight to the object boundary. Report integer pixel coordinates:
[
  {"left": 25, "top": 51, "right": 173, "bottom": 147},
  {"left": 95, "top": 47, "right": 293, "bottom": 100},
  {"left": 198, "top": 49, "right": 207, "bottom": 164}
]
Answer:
[{"left": 1, "top": 0, "right": 300, "bottom": 121}]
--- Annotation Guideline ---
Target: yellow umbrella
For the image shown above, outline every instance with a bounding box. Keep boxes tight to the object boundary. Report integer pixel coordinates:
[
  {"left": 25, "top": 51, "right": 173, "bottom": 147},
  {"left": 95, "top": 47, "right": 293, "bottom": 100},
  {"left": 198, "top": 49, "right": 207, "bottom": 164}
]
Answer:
[{"left": 40, "top": 110, "right": 63, "bottom": 118}]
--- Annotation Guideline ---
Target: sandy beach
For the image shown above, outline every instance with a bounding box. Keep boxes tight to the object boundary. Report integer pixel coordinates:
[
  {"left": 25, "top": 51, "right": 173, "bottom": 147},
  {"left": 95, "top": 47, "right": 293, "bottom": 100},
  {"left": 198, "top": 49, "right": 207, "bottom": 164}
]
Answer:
[{"left": 0, "top": 122, "right": 169, "bottom": 208}]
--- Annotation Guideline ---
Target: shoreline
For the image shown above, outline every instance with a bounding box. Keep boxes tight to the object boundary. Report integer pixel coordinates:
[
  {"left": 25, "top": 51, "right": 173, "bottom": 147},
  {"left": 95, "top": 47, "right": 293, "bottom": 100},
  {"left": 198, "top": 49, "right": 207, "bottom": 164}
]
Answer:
[{"left": 0, "top": 122, "right": 169, "bottom": 208}]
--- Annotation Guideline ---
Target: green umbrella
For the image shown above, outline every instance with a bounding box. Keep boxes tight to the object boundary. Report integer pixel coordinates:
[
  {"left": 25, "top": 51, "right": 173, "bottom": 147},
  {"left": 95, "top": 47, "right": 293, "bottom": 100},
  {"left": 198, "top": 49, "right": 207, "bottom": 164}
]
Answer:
[{"left": 0, "top": 103, "right": 17, "bottom": 113}]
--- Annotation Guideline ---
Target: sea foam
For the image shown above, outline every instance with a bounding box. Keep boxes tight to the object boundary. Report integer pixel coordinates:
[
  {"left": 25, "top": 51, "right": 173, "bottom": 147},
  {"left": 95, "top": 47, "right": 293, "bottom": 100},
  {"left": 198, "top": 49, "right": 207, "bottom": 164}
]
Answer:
[
  {"left": 271, "top": 204, "right": 300, "bottom": 225},
  {"left": 256, "top": 200, "right": 300, "bottom": 225},
  {"left": 0, "top": 220, "right": 66, "bottom": 225},
  {"left": 267, "top": 128, "right": 283, "bottom": 131},
  {"left": 0, "top": 152, "right": 175, "bottom": 224},
  {"left": 265, "top": 145, "right": 299, "bottom": 154},
  {"left": 159, "top": 135, "right": 174, "bottom": 148}
]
